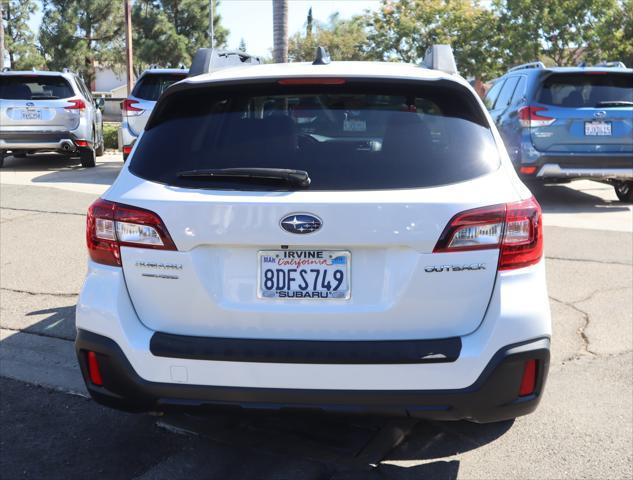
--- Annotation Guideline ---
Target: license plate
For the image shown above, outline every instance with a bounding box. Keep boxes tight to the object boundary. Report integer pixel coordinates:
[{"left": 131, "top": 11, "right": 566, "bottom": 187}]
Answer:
[
  {"left": 585, "top": 121, "right": 611, "bottom": 136},
  {"left": 258, "top": 250, "right": 351, "bottom": 299},
  {"left": 20, "top": 110, "right": 42, "bottom": 121}
]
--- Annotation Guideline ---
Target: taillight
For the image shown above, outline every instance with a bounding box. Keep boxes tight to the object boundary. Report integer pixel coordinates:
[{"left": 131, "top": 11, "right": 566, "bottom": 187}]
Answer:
[
  {"left": 65, "top": 99, "right": 86, "bottom": 110},
  {"left": 121, "top": 99, "right": 143, "bottom": 116},
  {"left": 518, "top": 106, "right": 555, "bottom": 128},
  {"left": 86, "top": 199, "right": 176, "bottom": 266},
  {"left": 278, "top": 78, "right": 346, "bottom": 85},
  {"left": 434, "top": 197, "right": 543, "bottom": 270},
  {"left": 122, "top": 145, "right": 133, "bottom": 155}
]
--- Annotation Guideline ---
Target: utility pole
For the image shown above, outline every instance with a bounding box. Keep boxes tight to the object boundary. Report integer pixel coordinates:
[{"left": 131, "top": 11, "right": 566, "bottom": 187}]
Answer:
[
  {"left": 124, "top": 0, "right": 134, "bottom": 94},
  {"left": 208, "top": 0, "right": 214, "bottom": 48},
  {"left": 0, "top": 1, "right": 5, "bottom": 70}
]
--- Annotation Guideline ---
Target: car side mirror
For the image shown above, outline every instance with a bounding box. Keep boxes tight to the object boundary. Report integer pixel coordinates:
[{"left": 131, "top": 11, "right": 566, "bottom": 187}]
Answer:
[{"left": 95, "top": 97, "right": 105, "bottom": 110}]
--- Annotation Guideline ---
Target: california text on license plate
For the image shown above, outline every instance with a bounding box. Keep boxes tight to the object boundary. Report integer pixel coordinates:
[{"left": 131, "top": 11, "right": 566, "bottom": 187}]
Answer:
[
  {"left": 585, "top": 121, "right": 611, "bottom": 136},
  {"left": 258, "top": 250, "right": 351, "bottom": 299}
]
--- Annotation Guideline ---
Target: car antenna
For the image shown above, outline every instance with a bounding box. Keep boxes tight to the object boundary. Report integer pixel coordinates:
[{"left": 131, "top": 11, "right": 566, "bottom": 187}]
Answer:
[{"left": 313, "top": 47, "right": 331, "bottom": 65}]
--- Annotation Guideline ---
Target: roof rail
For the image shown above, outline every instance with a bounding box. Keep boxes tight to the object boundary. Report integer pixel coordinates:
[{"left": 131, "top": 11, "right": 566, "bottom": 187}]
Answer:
[
  {"left": 188, "top": 48, "right": 262, "bottom": 77},
  {"left": 421, "top": 44, "right": 457, "bottom": 75},
  {"left": 313, "top": 46, "right": 331, "bottom": 65},
  {"left": 1, "top": 67, "right": 10, "bottom": 72},
  {"left": 594, "top": 61, "right": 627, "bottom": 68},
  {"left": 508, "top": 62, "right": 545, "bottom": 73}
]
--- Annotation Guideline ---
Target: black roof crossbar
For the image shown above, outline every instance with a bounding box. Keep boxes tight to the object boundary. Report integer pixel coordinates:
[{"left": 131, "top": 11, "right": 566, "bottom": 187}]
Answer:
[{"left": 188, "top": 48, "right": 263, "bottom": 77}]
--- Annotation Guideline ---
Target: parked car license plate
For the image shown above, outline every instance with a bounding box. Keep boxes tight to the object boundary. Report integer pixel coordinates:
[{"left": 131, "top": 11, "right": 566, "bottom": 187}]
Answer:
[
  {"left": 258, "top": 250, "right": 351, "bottom": 299},
  {"left": 20, "top": 110, "right": 42, "bottom": 121},
  {"left": 585, "top": 121, "right": 611, "bottom": 136}
]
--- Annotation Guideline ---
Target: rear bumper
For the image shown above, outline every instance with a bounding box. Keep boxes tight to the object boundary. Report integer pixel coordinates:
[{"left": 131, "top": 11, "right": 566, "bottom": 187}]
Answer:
[
  {"left": 0, "top": 130, "right": 84, "bottom": 152},
  {"left": 118, "top": 120, "right": 137, "bottom": 151},
  {"left": 536, "top": 163, "right": 633, "bottom": 180},
  {"left": 76, "top": 329, "right": 549, "bottom": 423}
]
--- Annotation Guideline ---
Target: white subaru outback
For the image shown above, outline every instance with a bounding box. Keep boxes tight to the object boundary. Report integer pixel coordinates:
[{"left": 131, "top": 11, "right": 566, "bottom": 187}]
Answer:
[{"left": 76, "top": 47, "right": 551, "bottom": 423}]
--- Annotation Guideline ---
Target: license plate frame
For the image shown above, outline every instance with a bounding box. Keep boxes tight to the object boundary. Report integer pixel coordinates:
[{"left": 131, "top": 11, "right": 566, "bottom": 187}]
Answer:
[
  {"left": 257, "top": 249, "right": 351, "bottom": 300},
  {"left": 584, "top": 121, "right": 612, "bottom": 136}
]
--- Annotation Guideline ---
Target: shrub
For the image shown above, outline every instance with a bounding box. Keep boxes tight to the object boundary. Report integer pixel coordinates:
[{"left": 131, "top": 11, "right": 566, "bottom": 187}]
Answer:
[{"left": 103, "top": 123, "right": 119, "bottom": 150}]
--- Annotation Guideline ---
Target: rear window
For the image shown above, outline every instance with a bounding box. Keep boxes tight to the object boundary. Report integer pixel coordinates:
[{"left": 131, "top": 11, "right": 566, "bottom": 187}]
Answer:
[
  {"left": 537, "top": 73, "right": 633, "bottom": 108},
  {"left": 130, "top": 81, "right": 500, "bottom": 191},
  {"left": 132, "top": 73, "right": 187, "bottom": 101},
  {"left": 0, "top": 75, "right": 74, "bottom": 100}
]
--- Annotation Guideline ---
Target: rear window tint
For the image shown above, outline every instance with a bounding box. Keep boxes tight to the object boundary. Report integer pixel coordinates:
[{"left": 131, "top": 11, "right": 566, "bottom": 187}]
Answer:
[
  {"left": 130, "top": 81, "right": 500, "bottom": 191},
  {"left": 0, "top": 75, "right": 74, "bottom": 100},
  {"left": 537, "top": 73, "right": 633, "bottom": 107},
  {"left": 132, "top": 73, "right": 187, "bottom": 101}
]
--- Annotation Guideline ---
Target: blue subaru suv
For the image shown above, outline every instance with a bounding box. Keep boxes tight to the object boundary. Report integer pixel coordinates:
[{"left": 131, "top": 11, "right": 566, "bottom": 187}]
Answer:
[{"left": 484, "top": 62, "right": 633, "bottom": 202}]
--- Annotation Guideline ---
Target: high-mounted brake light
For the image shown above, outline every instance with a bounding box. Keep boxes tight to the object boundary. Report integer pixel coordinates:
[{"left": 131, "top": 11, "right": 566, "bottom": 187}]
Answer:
[
  {"left": 121, "top": 99, "right": 144, "bottom": 116},
  {"left": 278, "top": 78, "right": 346, "bottom": 85},
  {"left": 434, "top": 197, "right": 543, "bottom": 270},
  {"left": 65, "top": 99, "right": 86, "bottom": 110},
  {"left": 518, "top": 106, "right": 555, "bottom": 128},
  {"left": 86, "top": 199, "right": 176, "bottom": 266}
]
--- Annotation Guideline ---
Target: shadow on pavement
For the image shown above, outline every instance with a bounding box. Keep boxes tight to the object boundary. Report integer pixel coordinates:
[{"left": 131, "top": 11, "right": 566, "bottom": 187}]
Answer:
[
  {"left": 528, "top": 181, "right": 629, "bottom": 214},
  {"left": 2, "top": 153, "right": 122, "bottom": 186}
]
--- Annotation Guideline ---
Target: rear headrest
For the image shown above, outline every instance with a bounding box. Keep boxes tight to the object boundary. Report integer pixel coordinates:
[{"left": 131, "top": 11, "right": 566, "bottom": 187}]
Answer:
[
  {"left": 381, "top": 112, "right": 431, "bottom": 157},
  {"left": 1, "top": 83, "right": 32, "bottom": 100}
]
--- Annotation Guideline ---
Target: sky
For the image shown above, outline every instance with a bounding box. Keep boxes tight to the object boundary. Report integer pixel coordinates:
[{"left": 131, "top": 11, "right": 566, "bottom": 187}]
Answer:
[{"left": 28, "top": 1, "right": 381, "bottom": 57}]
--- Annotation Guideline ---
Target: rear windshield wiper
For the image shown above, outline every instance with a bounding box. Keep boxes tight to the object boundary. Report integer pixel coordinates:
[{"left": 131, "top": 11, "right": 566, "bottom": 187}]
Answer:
[
  {"left": 595, "top": 101, "right": 633, "bottom": 107},
  {"left": 177, "top": 167, "right": 311, "bottom": 187}
]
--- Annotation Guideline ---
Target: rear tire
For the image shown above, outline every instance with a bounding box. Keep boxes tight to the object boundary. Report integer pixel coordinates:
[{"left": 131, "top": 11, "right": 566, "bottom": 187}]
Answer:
[
  {"left": 95, "top": 141, "right": 105, "bottom": 157},
  {"left": 79, "top": 147, "right": 96, "bottom": 168},
  {"left": 614, "top": 182, "right": 633, "bottom": 203}
]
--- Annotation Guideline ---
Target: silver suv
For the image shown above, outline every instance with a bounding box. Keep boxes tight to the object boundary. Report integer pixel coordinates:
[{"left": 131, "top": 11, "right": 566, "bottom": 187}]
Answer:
[
  {"left": 119, "top": 68, "right": 188, "bottom": 160},
  {"left": 0, "top": 69, "right": 104, "bottom": 168}
]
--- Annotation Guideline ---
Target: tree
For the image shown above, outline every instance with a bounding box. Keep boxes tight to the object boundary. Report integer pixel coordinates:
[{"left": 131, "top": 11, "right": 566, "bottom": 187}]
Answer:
[
  {"left": 132, "top": 0, "right": 228, "bottom": 73},
  {"left": 492, "top": 0, "right": 624, "bottom": 67},
  {"left": 39, "top": 0, "right": 124, "bottom": 86},
  {"left": 365, "top": 0, "right": 504, "bottom": 80},
  {"left": 273, "top": 0, "right": 288, "bottom": 63},
  {"left": 2, "top": 0, "right": 45, "bottom": 69},
  {"left": 582, "top": 0, "right": 633, "bottom": 67},
  {"left": 289, "top": 12, "right": 369, "bottom": 62}
]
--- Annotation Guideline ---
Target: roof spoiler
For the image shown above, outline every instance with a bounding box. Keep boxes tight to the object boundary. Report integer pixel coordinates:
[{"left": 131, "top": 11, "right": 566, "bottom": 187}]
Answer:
[
  {"left": 594, "top": 61, "right": 627, "bottom": 68},
  {"left": 188, "top": 48, "right": 263, "bottom": 77},
  {"left": 508, "top": 62, "right": 545, "bottom": 73},
  {"left": 422, "top": 45, "right": 458, "bottom": 75}
]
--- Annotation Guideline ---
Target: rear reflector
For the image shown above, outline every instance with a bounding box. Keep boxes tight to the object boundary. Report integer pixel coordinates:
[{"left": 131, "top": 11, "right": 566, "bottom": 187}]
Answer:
[
  {"left": 87, "top": 351, "right": 103, "bottom": 385},
  {"left": 434, "top": 197, "right": 543, "bottom": 270},
  {"left": 278, "top": 78, "right": 346, "bottom": 85},
  {"left": 122, "top": 145, "right": 133, "bottom": 155},
  {"left": 519, "top": 359, "right": 538, "bottom": 396},
  {"left": 518, "top": 106, "right": 555, "bottom": 128},
  {"left": 74, "top": 139, "right": 89, "bottom": 147},
  {"left": 520, "top": 166, "right": 538, "bottom": 175},
  {"left": 87, "top": 199, "right": 176, "bottom": 266}
]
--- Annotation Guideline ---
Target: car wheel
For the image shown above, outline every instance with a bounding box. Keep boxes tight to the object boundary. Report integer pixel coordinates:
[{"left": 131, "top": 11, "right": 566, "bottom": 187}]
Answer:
[
  {"left": 95, "top": 140, "right": 105, "bottom": 157},
  {"left": 0, "top": 150, "right": 5, "bottom": 168},
  {"left": 79, "top": 147, "right": 96, "bottom": 168},
  {"left": 614, "top": 181, "right": 633, "bottom": 203}
]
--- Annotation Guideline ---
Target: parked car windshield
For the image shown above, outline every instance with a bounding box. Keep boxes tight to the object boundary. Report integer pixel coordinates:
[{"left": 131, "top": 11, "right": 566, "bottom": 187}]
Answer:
[
  {"left": 0, "top": 75, "right": 74, "bottom": 100},
  {"left": 537, "top": 72, "right": 633, "bottom": 108},
  {"left": 130, "top": 81, "right": 500, "bottom": 190},
  {"left": 132, "top": 73, "right": 187, "bottom": 101}
]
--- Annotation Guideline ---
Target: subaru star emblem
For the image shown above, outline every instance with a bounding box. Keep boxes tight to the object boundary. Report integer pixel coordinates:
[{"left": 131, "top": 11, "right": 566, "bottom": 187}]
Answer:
[
  {"left": 593, "top": 111, "right": 607, "bottom": 119},
  {"left": 280, "top": 213, "right": 322, "bottom": 234},
  {"left": 26, "top": 102, "right": 35, "bottom": 107}
]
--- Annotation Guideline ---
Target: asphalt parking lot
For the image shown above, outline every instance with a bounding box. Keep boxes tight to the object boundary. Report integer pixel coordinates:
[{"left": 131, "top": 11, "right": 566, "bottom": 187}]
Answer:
[{"left": 1, "top": 152, "right": 632, "bottom": 479}]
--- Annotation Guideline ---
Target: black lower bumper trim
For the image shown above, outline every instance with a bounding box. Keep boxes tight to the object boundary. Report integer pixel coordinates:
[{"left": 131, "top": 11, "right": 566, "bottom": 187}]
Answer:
[
  {"left": 150, "top": 332, "right": 461, "bottom": 364},
  {"left": 76, "top": 330, "right": 550, "bottom": 423}
]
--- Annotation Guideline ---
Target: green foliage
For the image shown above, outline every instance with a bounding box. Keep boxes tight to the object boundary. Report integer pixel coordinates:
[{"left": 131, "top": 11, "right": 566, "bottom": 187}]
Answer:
[
  {"left": 364, "top": 0, "right": 505, "bottom": 80},
  {"left": 491, "top": 0, "right": 624, "bottom": 67},
  {"left": 2, "top": 0, "right": 45, "bottom": 69},
  {"left": 132, "top": 0, "right": 228, "bottom": 73},
  {"left": 39, "top": 0, "right": 124, "bottom": 85},
  {"left": 102, "top": 122, "right": 119, "bottom": 150},
  {"left": 289, "top": 12, "right": 369, "bottom": 62}
]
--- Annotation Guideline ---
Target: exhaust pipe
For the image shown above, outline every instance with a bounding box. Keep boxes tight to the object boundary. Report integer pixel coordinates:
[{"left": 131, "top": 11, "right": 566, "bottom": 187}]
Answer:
[{"left": 61, "top": 141, "right": 74, "bottom": 151}]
